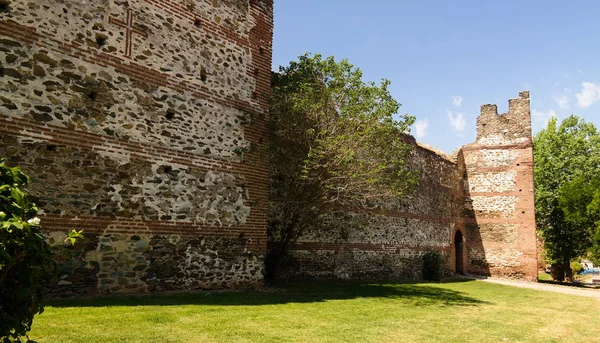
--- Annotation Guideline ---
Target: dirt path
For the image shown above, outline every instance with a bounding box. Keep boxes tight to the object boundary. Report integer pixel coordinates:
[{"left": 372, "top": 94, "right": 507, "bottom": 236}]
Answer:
[{"left": 473, "top": 277, "right": 600, "bottom": 299}]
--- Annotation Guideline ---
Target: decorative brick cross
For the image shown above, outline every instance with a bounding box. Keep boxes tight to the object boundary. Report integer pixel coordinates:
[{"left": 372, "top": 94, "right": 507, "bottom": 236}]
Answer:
[{"left": 109, "top": 8, "right": 147, "bottom": 58}]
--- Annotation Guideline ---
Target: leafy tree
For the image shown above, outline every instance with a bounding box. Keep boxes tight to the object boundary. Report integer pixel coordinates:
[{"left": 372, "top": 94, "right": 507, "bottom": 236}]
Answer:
[
  {"left": 0, "top": 159, "right": 82, "bottom": 342},
  {"left": 534, "top": 115, "right": 600, "bottom": 281},
  {"left": 560, "top": 175, "right": 600, "bottom": 266},
  {"left": 267, "top": 53, "right": 417, "bottom": 278}
]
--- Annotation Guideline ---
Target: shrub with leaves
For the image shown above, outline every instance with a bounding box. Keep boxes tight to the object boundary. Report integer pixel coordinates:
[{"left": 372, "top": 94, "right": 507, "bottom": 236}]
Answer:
[
  {"left": 0, "top": 159, "right": 50, "bottom": 342},
  {"left": 0, "top": 159, "right": 82, "bottom": 342}
]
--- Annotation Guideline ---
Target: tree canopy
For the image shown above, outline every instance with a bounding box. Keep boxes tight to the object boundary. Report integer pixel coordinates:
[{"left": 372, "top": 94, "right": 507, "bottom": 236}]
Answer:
[
  {"left": 267, "top": 53, "right": 417, "bottom": 277},
  {"left": 533, "top": 115, "right": 600, "bottom": 279}
]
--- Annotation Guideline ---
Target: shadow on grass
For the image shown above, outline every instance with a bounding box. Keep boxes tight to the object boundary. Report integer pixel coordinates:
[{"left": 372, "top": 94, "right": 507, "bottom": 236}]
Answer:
[{"left": 47, "top": 280, "right": 487, "bottom": 308}]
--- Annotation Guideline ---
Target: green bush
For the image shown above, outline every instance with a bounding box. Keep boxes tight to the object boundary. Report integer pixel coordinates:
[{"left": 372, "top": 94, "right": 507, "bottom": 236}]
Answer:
[
  {"left": 0, "top": 159, "right": 82, "bottom": 343},
  {"left": 422, "top": 251, "right": 443, "bottom": 281},
  {"left": 0, "top": 159, "right": 52, "bottom": 342},
  {"left": 571, "top": 260, "right": 584, "bottom": 274}
]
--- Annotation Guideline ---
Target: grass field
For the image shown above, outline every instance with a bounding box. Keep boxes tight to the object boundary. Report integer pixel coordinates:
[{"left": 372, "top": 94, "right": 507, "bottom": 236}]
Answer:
[
  {"left": 29, "top": 279, "right": 600, "bottom": 343},
  {"left": 537, "top": 271, "right": 552, "bottom": 281}
]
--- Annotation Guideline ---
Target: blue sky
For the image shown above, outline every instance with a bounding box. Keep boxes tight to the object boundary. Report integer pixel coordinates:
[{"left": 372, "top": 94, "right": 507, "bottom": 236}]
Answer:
[{"left": 272, "top": 0, "right": 600, "bottom": 153}]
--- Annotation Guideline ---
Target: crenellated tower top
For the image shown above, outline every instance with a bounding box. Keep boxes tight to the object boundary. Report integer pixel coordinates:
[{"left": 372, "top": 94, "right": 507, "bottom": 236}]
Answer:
[{"left": 475, "top": 91, "right": 532, "bottom": 146}]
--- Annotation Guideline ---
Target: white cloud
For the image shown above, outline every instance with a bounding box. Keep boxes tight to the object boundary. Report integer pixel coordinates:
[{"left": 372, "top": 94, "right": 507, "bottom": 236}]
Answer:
[
  {"left": 446, "top": 110, "right": 466, "bottom": 132},
  {"left": 532, "top": 109, "right": 557, "bottom": 122},
  {"left": 452, "top": 96, "right": 463, "bottom": 107},
  {"left": 414, "top": 119, "right": 429, "bottom": 139},
  {"left": 576, "top": 82, "right": 600, "bottom": 108},
  {"left": 553, "top": 94, "right": 570, "bottom": 109},
  {"left": 532, "top": 110, "right": 558, "bottom": 132}
]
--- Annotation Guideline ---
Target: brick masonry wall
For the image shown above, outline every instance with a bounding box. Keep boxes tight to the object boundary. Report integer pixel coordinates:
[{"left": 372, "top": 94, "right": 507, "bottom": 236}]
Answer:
[
  {"left": 460, "top": 91, "right": 538, "bottom": 281},
  {"left": 0, "top": 0, "right": 273, "bottom": 295},
  {"left": 275, "top": 139, "right": 465, "bottom": 281}
]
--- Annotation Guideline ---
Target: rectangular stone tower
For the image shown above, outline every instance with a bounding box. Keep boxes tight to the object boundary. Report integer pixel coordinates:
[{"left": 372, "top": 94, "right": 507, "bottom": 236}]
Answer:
[
  {"left": 460, "top": 91, "right": 537, "bottom": 280},
  {"left": 0, "top": 0, "right": 273, "bottom": 294}
]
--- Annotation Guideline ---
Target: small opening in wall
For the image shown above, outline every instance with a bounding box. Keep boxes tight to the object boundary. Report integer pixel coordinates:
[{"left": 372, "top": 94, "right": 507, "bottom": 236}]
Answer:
[
  {"left": 46, "top": 144, "right": 57, "bottom": 151},
  {"left": 166, "top": 108, "right": 175, "bottom": 120},
  {"left": 519, "top": 189, "right": 522, "bottom": 192},
  {"left": 251, "top": 92, "right": 257, "bottom": 100},
  {"left": 95, "top": 34, "right": 107, "bottom": 48},
  {"left": 200, "top": 68, "right": 207, "bottom": 82},
  {"left": 516, "top": 163, "right": 520, "bottom": 166},
  {"left": 259, "top": 138, "right": 263, "bottom": 144},
  {"left": 254, "top": 68, "right": 259, "bottom": 76},
  {"left": 164, "top": 166, "right": 172, "bottom": 173},
  {"left": 259, "top": 47, "right": 264, "bottom": 55},
  {"left": 0, "top": 1, "right": 9, "bottom": 12},
  {"left": 482, "top": 123, "right": 486, "bottom": 127},
  {"left": 194, "top": 18, "right": 201, "bottom": 28},
  {"left": 88, "top": 91, "right": 97, "bottom": 101},
  {"left": 522, "top": 211, "right": 525, "bottom": 214}
]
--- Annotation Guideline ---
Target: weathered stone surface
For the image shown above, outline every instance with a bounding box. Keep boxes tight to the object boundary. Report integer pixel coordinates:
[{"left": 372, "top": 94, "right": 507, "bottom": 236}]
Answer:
[
  {"left": 273, "top": 92, "right": 537, "bottom": 283},
  {"left": 272, "top": 140, "right": 463, "bottom": 281},
  {"left": 1, "top": 0, "right": 537, "bottom": 293},
  {"left": 1, "top": 0, "right": 273, "bottom": 296},
  {"left": 462, "top": 91, "right": 538, "bottom": 281},
  {"left": 143, "top": 235, "right": 263, "bottom": 291},
  {"left": 280, "top": 249, "right": 448, "bottom": 281},
  {"left": 1, "top": 47, "right": 250, "bottom": 159}
]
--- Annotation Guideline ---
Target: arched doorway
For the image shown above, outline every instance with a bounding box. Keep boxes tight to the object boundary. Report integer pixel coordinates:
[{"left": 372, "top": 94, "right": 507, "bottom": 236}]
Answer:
[{"left": 454, "top": 231, "right": 464, "bottom": 274}]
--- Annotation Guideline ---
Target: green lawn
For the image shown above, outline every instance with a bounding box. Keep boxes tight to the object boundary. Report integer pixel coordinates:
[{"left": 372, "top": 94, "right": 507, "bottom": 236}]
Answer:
[
  {"left": 538, "top": 271, "right": 553, "bottom": 281},
  {"left": 30, "top": 280, "right": 600, "bottom": 343}
]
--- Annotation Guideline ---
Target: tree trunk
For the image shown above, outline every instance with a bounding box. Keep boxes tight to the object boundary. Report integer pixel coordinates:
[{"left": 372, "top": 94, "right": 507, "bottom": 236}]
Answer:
[
  {"left": 550, "top": 263, "right": 565, "bottom": 281},
  {"left": 266, "top": 215, "right": 300, "bottom": 281},
  {"left": 270, "top": 233, "right": 293, "bottom": 279},
  {"left": 564, "top": 262, "right": 574, "bottom": 282}
]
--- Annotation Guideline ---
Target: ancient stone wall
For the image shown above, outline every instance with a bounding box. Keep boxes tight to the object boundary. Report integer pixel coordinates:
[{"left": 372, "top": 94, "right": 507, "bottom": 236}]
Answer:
[
  {"left": 276, "top": 139, "right": 465, "bottom": 281},
  {"left": 461, "top": 91, "right": 537, "bottom": 280},
  {"left": 0, "top": 0, "right": 273, "bottom": 295},
  {"left": 1, "top": 0, "right": 537, "bottom": 291},
  {"left": 274, "top": 92, "right": 538, "bottom": 282}
]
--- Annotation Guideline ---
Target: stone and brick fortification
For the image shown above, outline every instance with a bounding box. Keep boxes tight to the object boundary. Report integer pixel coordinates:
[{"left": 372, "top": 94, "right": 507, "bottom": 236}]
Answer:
[
  {"left": 275, "top": 140, "right": 465, "bottom": 280},
  {"left": 0, "top": 0, "right": 537, "bottom": 295},
  {"left": 461, "top": 91, "right": 537, "bottom": 280},
  {"left": 0, "top": 0, "right": 273, "bottom": 295},
  {"left": 275, "top": 92, "right": 538, "bottom": 282}
]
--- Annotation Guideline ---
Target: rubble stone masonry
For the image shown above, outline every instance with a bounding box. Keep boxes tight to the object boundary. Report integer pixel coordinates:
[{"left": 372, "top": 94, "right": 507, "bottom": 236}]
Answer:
[
  {"left": 461, "top": 91, "right": 537, "bottom": 280},
  {"left": 0, "top": 0, "right": 273, "bottom": 295},
  {"left": 1, "top": 0, "right": 537, "bottom": 294},
  {"left": 276, "top": 140, "right": 465, "bottom": 280},
  {"left": 277, "top": 92, "right": 537, "bottom": 282}
]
